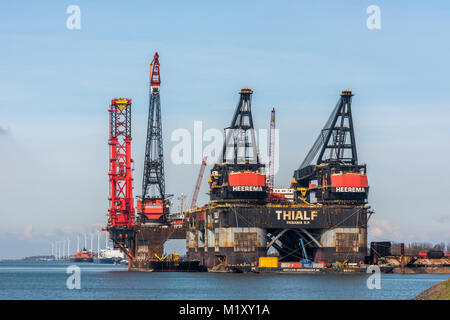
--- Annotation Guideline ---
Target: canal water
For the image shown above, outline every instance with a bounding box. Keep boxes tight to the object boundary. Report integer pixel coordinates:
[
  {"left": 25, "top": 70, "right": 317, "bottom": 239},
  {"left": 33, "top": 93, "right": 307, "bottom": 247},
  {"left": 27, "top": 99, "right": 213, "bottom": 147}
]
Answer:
[{"left": 0, "top": 260, "right": 447, "bottom": 300}]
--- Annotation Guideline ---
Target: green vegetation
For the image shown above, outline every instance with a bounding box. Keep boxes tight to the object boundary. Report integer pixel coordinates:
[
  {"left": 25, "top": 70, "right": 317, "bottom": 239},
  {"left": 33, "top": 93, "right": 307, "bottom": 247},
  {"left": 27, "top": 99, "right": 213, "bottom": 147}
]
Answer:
[{"left": 414, "top": 278, "right": 450, "bottom": 300}]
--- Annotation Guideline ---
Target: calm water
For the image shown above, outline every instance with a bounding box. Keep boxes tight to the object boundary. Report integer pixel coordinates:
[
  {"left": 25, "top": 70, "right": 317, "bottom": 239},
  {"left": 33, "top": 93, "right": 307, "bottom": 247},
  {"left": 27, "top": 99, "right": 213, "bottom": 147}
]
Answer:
[{"left": 0, "top": 260, "right": 448, "bottom": 300}]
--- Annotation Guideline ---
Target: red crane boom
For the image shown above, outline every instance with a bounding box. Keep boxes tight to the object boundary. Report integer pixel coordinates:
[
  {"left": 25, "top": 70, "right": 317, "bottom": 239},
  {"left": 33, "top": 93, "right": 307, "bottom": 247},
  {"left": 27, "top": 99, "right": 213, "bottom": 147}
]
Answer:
[{"left": 190, "top": 156, "right": 207, "bottom": 209}]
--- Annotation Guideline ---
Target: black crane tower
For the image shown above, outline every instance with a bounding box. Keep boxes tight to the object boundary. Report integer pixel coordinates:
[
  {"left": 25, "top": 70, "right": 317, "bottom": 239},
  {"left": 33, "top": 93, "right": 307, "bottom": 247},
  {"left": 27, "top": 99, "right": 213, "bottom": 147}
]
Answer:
[
  {"left": 138, "top": 52, "right": 168, "bottom": 223},
  {"left": 209, "top": 88, "right": 267, "bottom": 202},
  {"left": 292, "top": 90, "right": 368, "bottom": 205}
]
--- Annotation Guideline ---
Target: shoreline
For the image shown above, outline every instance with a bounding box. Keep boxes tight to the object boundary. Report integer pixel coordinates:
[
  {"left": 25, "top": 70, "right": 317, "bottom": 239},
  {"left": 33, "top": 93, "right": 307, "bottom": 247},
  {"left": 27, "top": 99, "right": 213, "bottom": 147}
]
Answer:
[{"left": 414, "top": 278, "right": 450, "bottom": 300}]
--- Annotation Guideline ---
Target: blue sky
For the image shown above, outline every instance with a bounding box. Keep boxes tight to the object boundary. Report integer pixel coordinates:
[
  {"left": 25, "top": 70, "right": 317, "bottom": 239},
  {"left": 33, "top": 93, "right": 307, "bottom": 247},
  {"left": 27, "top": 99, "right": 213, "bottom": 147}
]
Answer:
[{"left": 0, "top": 1, "right": 449, "bottom": 258}]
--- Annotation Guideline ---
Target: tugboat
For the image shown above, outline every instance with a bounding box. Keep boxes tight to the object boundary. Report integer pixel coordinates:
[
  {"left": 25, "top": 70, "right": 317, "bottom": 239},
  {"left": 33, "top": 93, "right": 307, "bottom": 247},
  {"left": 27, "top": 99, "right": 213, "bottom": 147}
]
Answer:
[{"left": 71, "top": 248, "right": 94, "bottom": 262}]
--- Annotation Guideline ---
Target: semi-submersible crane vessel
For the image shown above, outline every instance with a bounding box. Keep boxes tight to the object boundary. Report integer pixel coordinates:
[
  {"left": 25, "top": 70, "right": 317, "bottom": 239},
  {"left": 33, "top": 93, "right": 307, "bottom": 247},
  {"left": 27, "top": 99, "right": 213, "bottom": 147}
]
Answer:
[{"left": 106, "top": 52, "right": 371, "bottom": 272}]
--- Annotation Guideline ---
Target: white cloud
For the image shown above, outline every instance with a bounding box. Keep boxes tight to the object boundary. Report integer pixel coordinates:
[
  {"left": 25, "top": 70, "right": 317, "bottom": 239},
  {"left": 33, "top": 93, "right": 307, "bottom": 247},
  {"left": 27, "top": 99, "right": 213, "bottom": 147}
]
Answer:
[
  {"left": 433, "top": 214, "right": 450, "bottom": 224},
  {"left": 368, "top": 218, "right": 450, "bottom": 244},
  {"left": 369, "top": 218, "right": 403, "bottom": 241},
  {"left": 0, "top": 126, "right": 9, "bottom": 135},
  {"left": 23, "top": 225, "right": 33, "bottom": 240}
]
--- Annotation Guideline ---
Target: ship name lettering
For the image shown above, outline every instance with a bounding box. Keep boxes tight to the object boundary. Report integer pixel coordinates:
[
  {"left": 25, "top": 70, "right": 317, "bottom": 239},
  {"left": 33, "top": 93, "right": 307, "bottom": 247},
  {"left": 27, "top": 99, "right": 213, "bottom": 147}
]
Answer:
[{"left": 276, "top": 210, "right": 318, "bottom": 221}]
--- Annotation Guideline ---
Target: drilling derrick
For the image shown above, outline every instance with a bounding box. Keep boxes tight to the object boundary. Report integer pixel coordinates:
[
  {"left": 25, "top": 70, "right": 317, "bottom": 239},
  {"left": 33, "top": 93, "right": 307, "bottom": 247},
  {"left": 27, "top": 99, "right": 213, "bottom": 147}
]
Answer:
[
  {"left": 137, "top": 52, "right": 168, "bottom": 223},
  {"left": 107, "top": 98, "right": 135, "bottom": 254},
  {"left": 209, "top": 88, "right": 267, "bottom": 202},
  {"left": 292, "top": 90, "right": 368, "bottom": 205}
]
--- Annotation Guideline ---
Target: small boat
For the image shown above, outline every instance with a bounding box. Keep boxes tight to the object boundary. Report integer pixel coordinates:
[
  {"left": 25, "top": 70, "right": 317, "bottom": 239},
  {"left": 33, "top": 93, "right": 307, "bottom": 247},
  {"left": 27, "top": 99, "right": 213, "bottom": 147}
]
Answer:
[{"left": 71, "top": 248, "right": 94, "bottom": 262}]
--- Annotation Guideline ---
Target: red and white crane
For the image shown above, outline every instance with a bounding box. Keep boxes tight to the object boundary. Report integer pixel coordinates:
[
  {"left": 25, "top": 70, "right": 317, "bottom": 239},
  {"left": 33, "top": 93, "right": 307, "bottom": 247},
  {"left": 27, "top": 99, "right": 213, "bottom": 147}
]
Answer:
[{"left": 267, "top": 108, "right": 276, "bottom": 190}]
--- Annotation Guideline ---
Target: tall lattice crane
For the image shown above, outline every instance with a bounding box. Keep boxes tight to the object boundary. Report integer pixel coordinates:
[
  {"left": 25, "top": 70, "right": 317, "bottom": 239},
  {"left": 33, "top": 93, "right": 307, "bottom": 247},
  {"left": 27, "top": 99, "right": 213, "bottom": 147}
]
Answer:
[
  {"left": 107, "top": 98, "right": 135, "bottom": 255},
  {"left": 292, "top": 90, "right": 368, "bottom": 205},
  {"left": 190, "top": 156, "right": 208, "bottom": 210},
  {"left": 209, "top": 88, "right": 266, "bottom": 202},
  {"left": 137, "top": 52, "right": 167, "bottom": 223},
  {"left": 267, "top": 108, "right": 275, "bottom": 190}
]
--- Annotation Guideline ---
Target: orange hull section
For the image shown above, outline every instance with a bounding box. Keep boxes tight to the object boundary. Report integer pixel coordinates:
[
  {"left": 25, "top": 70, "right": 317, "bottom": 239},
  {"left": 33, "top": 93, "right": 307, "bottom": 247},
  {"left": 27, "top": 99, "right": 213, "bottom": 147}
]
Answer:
[
  {"left": 330, "top": 173, "right": 368, "bottom": 188},
  {"left": 137, "top": 199, "right": 164, "bottom": 214},
  {"left": 228, "top": 172, "right": 266, "bottom": 187}
]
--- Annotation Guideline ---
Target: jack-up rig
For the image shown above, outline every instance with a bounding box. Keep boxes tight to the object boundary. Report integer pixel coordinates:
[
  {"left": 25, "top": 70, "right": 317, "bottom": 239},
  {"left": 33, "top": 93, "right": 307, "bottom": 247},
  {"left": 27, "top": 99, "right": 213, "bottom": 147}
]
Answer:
[{"left": 105, "top": 52, "right": 371, "bottom": 272}]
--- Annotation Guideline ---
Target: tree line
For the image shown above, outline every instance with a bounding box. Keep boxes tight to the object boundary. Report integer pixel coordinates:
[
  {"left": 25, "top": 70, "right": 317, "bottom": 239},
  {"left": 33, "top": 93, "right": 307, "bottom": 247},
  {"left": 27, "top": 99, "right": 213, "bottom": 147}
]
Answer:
[{"left": 390, "top": 242, "right": 447, "bottom": 256}]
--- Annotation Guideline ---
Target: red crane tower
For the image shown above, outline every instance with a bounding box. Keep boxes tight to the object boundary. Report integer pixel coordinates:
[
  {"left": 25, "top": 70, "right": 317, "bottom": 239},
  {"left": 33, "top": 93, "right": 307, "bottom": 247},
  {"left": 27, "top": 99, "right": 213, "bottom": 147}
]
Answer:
[{"left": 107, "top": 98, "right": 135, "bottom": 253}]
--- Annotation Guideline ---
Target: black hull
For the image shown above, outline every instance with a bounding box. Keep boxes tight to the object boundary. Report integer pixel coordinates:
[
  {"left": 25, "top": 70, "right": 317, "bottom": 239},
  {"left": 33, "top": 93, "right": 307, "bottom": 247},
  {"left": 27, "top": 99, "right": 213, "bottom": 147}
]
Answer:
[
  {"left": 70, "top": 258, "right": 94, "bottom": 263},
  {"left": 131, "top": 260, "right": 207, "bottom": 272}
]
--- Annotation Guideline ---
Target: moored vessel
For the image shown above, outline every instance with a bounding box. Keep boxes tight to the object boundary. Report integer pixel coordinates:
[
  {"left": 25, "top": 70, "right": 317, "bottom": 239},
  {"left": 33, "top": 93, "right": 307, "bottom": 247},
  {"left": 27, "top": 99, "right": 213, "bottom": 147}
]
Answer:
[
  {"left": 71, "top": 248, "right": 94, "bottom": 262},
  {"left": 94, "top": 247, "right": 124, "bottom": 264}
]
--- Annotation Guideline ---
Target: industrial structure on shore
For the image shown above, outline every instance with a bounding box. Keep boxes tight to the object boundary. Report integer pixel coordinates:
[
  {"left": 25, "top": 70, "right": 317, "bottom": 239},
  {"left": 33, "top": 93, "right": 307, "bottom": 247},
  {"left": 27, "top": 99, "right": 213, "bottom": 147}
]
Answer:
[{"left": 106, "top": 52, "right": 373, "bottom": 272}]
